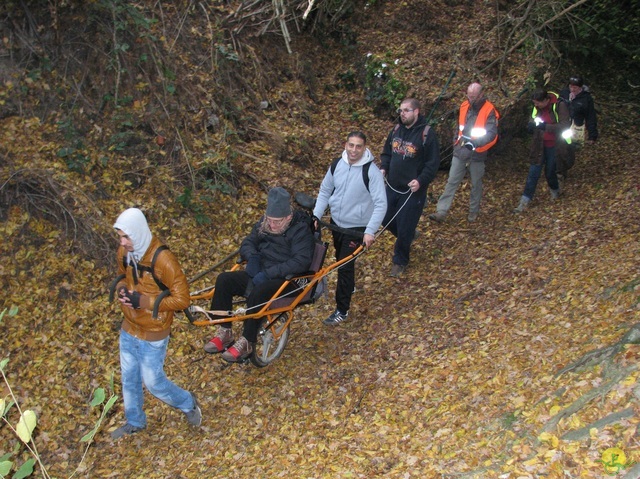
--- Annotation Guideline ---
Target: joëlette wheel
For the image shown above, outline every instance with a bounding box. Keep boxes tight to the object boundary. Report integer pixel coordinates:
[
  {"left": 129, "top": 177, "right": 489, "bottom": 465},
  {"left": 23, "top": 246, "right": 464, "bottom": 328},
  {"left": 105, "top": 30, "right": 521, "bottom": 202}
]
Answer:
[{"left": 250, "top": 312, "right": 291, "bottom": 367}]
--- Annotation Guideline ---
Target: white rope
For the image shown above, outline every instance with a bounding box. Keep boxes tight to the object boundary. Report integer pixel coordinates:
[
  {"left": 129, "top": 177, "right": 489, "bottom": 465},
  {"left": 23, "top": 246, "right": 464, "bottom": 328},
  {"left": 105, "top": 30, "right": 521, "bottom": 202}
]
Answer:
[
  {"left": 384, "top": 176, "right": 412, "bottom": 195},
  {"left": 374, "top": 176, "right": 414, "bottom": 238}
]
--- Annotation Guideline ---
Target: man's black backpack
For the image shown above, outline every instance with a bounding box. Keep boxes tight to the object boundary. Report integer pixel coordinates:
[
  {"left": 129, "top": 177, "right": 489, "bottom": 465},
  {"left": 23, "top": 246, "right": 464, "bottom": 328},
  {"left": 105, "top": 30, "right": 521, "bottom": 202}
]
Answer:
[
  {"left": 122, "top": 245, "right": 169, "bottom": 291},
  {"left": 329, "top": 158, "right": 372, "bottom": 192},
  {"left": 392, "top": 123, "right": 431, "bottom": 146}
]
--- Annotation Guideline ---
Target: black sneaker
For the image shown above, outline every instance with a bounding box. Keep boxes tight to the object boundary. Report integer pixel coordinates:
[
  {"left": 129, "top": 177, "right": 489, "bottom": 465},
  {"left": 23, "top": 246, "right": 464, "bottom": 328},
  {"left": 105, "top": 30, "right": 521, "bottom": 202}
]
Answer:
[
  {"left": 111, "top": 423, "right": 144, "bottom": 440},
  {"left": 323, "top": 310, "right": 348, "bottom": 326}
]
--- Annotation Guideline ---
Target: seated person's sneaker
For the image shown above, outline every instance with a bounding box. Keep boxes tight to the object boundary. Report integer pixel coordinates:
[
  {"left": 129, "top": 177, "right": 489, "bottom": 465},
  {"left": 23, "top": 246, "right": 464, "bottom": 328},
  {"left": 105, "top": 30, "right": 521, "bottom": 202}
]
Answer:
[
  {"left": 221, "top": 336, "right": 253, "bottom": 363},
  {"left": 204, "top": 326, "right": 234, "bottom": 353},
  {"left": 323, "top": 310, "right": 348, "bottom": 326},
  {"left": 111, "top": 423, "right": 144, "bottom": 440}
]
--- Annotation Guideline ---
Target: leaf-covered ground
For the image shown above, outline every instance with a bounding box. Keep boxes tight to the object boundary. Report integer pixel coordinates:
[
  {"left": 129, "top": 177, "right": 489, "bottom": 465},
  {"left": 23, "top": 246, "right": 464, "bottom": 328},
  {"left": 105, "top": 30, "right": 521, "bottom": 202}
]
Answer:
[
  {"left": 2, "top": 1, "right": 640, "bottom": 478},
  {"left": 2, "top": 108, "right": 640, "bottom": 478}
]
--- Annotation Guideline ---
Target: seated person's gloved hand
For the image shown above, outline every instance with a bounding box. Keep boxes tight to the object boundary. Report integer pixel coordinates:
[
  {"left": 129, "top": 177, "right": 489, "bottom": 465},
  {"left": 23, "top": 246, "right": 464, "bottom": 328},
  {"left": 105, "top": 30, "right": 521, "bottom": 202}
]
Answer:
[
  {"left": 125, "top": 290, "right": 142, "bottom": 309},
  {"left": 252, "top": 271, "right": 268, "bottom": 286},
  {"left": 244, "top": 254, "right": 261, "bottom": 278}
]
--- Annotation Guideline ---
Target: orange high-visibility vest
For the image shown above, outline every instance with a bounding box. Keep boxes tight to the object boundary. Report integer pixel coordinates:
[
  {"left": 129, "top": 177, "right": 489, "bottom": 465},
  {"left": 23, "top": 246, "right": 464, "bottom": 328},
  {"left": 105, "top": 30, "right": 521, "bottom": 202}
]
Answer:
[{"left": 457, "top": 100, "right": 500, "bottom": 153}]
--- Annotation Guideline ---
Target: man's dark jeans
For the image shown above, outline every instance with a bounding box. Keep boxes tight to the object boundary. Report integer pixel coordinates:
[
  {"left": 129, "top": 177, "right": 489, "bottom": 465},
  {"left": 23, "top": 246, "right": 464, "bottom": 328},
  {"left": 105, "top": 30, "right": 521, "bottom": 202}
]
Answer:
[
  {"left": 382, "top": 187, "right": 426, "bottom": 266},
  {"left": 524, "top": 146, "right": 559, "bottom": 200}
]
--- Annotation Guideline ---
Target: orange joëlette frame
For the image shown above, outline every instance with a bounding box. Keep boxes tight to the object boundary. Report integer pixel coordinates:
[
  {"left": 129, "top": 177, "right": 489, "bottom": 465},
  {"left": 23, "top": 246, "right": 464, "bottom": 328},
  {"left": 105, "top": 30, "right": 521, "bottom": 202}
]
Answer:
[{"left": 187, "top": 244, "right": 364, "bottom": 332}]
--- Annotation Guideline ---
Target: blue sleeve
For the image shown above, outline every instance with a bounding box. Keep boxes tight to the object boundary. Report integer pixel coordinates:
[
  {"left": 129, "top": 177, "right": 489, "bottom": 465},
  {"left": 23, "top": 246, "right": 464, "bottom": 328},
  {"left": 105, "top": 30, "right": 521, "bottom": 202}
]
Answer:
[
  {"left": 585, "top": 97, "right": 598, "bottom": 141},
  {"left": 239, "top": 220, "right": 262, "bottom": 260}
]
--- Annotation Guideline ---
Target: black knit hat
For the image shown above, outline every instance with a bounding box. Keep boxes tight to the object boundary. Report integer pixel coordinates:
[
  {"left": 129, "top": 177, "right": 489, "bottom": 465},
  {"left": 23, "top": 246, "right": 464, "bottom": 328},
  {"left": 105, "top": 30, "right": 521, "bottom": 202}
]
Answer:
[
  {"left": 569, "top": 75, "right": 584, "bottom": 87},
  {"left": 266, "top": 187, "right": 291, "bottom": 217}
]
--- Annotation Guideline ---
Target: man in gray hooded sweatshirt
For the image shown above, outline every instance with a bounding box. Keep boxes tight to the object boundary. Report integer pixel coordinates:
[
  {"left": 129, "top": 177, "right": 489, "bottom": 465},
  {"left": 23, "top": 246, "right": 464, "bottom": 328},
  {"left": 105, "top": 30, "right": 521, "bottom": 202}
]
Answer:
[{"left": 313, "top": 131, "right": 387, "bottom": 326}]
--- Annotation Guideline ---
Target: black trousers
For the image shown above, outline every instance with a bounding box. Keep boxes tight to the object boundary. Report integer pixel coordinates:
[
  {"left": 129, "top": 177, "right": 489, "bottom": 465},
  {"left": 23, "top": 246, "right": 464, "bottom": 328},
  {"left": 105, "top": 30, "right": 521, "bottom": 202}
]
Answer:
[
  {"left": 331, "top": 221, "right": 365, "bottom": 314},
  {"left": 210, "top": 271, "right": 296, "bottom": 342},
  {"left": 382, "top": 187, "right": 426, "bottom": 266},
  {"left": 556, "top": 141, "right": 576, "bottom": 176}
]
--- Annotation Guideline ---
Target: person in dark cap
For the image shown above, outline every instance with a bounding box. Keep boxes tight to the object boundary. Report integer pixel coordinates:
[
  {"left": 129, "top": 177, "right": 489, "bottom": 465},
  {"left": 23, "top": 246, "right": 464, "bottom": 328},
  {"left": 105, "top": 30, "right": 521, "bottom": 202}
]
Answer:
[
  {"left": 563, "top": 75, "right": 598, "bottom": 143},
  {"left": 203, "top": 187, "right": 315, "bottom": 362},
  {"left": 557, "top": 75, "right": 599, "bottom": 178}
]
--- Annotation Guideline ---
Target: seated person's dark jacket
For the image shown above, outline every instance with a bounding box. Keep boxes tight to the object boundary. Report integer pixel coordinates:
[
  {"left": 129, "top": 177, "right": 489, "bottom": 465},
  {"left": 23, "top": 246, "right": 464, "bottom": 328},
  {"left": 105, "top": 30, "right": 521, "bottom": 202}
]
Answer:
[{"left": 240, "top": 210, "right": 315, "bottom": 279}]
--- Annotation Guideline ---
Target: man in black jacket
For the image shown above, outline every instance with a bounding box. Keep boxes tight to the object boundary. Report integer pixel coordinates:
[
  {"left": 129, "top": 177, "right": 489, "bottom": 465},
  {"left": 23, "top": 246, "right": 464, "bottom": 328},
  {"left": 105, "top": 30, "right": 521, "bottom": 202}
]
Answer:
[
  {"left": 380, "top": 98, "right": 440, "bottom": 277},
  {"left": 203, "top": 187, "right": 315, "bottom": 362}
]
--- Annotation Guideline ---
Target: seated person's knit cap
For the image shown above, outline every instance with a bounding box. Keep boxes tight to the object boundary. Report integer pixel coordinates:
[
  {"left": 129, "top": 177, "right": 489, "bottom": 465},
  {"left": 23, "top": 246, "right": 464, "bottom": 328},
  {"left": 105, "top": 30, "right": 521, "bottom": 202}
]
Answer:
[{"left": 266, "top": 187, "right": 291, "bottom": 218}]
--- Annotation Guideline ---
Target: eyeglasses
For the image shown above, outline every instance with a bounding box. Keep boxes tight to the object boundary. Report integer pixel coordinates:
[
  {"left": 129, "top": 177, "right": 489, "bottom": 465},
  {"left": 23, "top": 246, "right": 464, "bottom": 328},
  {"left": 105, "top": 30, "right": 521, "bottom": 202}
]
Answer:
[
  {"left": 397, "top": 108, "right": 415, "bottom": 114},
  {"left": 266, "top": 216, "right": 287, "bottom": 225}
]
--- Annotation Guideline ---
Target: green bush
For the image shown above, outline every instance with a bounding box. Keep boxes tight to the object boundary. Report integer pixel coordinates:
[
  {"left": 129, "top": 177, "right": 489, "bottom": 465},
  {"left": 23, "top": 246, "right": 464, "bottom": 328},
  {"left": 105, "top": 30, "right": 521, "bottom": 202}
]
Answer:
[{"left": 363, "top": 53, "right": 407, "bottom": 114}]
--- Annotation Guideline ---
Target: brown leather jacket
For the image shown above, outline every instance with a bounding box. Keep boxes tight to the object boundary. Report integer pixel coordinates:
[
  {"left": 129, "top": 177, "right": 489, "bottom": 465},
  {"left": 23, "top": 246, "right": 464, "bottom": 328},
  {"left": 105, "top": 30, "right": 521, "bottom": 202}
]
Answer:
[{"left": 115, "top": 237, "right": 190, "bottom": 341}]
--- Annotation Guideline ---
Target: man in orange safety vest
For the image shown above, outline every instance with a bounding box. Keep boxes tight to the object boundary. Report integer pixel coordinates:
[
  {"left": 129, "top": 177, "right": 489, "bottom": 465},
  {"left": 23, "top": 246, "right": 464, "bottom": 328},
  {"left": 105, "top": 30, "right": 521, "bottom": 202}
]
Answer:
[{"left": 429, "top": 82, "right": 499, "bottom": 223}]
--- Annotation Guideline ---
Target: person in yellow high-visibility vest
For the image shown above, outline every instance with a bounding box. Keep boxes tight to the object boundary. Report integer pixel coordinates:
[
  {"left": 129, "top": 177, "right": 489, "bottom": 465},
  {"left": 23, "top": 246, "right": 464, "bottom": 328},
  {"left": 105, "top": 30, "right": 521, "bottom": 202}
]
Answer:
[{"left": 514, "top": 88, "right": 570, "bottom": 213}]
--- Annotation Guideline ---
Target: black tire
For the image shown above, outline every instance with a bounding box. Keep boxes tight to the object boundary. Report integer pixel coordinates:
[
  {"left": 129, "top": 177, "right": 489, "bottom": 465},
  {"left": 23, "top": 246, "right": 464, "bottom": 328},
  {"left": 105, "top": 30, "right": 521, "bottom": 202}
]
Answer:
[{"left": 250, "top": 312, "right": 291, "bottom": 367}]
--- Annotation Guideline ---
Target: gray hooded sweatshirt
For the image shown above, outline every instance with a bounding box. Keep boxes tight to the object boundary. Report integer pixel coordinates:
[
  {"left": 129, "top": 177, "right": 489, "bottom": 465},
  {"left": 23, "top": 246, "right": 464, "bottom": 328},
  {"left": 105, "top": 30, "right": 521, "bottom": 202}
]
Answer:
[{"left": 313, "top": 148, "right": 387, "bottom": 236}]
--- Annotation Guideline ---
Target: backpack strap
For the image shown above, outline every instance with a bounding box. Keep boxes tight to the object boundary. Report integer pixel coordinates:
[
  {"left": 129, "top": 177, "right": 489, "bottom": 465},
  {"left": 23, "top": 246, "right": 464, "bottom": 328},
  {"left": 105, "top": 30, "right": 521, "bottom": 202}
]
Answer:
[
  {"left": 361, "top": 162, "right": 371, "bottom": 192},
  {"left": 330, "top": 157, "right": 340, "bottom": 175},
  {"left": 393, "top": 123, "right": 431, "bottom": 145},
  {"left": 421, "top": 125, "right": 430, "bottom": 145},
  {"left": 330, "top": 157, "right": 371, "bottom": 192},
  {"left": 127, "top": 245, "right": 170, "bottom": 291}
]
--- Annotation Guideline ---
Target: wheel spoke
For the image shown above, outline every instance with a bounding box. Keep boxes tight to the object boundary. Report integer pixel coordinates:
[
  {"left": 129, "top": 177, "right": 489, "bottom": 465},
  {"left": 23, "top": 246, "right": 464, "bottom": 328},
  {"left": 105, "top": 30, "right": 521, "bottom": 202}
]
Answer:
[
  {"left": 260, "top": 344, "right": 271, "bottom": 360},
  {"left": 250, "top": 313, "right": 290, "bottom": 367}
]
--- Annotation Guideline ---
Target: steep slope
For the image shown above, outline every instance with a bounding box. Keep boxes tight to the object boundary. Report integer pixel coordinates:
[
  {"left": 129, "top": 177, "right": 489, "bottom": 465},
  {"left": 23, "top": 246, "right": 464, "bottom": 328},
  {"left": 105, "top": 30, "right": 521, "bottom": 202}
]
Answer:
[{"left": 1, "top": 1, "right": 640, "bottom": 478}]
